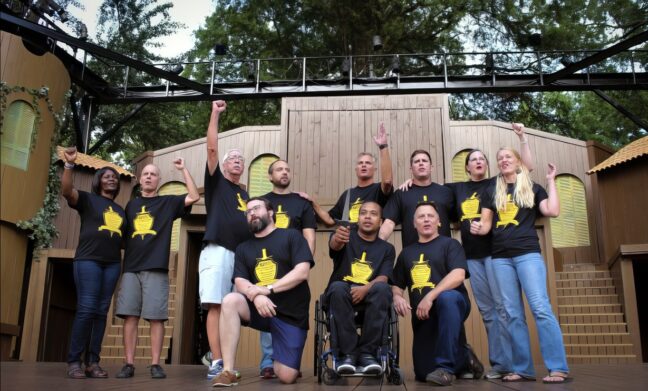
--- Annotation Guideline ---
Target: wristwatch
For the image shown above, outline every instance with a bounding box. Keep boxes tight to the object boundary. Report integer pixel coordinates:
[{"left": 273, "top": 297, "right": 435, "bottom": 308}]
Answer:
[{"left": 267, "top": 284, "right": 274, "bottom": 295}]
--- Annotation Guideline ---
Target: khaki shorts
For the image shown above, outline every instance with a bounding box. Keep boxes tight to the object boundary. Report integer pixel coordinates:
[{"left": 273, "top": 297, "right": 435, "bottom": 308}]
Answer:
[{"left": 115, "top": 270, "right": 169, "bottom": 321}]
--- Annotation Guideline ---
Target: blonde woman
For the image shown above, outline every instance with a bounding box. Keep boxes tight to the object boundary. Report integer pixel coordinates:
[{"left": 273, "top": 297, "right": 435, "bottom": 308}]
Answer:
[{"left": 470, "top": 148, "right": 570, "bottom": 384}]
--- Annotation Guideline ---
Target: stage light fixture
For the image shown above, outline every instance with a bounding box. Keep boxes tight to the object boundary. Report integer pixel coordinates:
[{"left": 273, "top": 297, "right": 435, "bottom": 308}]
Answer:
[
  {"left": 171, "top": 64, "right": 184, "bottom": 75},
  {"left": 213, "top": 44, "right": 227, "bottom": 56},
  {"left": 246, "top": 61, "right": 257, "bottom": 80},
  {"left": 391, "top": 55, "right": 400, "bottom": 74},
  {"left": 341, "top": 58, "right": 351, "bottom": 76},
  {"left": 372, "top": 35, "right": 383, "bottom": 51}
]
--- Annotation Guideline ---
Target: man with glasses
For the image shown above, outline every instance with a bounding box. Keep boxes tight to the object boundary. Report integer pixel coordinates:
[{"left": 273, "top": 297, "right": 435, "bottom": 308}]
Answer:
[
  {"left": 200, "top": 101, "right": 253, "bottom": 380},
  {"left": 212, "top": 197, "right": 314, "bottom": 386}
]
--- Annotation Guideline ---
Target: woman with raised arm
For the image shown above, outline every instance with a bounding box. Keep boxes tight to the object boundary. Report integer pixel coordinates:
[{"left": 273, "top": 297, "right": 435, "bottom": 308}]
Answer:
[
  {"left": 470, "top": 148, "right": 570, "bottom": 384},
  {"left": 62, "top": 146, "right": 126, "bottom": 379}
]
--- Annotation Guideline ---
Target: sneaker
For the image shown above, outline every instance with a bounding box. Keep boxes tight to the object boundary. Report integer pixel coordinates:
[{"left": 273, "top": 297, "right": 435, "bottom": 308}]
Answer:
[
  {"left": 202, "top": 351, "right": 213, "bottom": 367},
  {"left": 484, "top": 369, "right": 506, "bottom": 379},
  {"left": 150, "top": 364, "right": 167, "bottom": 379},
  {"left": 212, "top": 370, "right": 238, "bottom": 387},
  {"left": 115, "top": 363, "right": 135, "bottom": 379},
  {"left": 259, "top": 367, "right": 276, "bottom": 379},
  {"left": 426, "top": 368, "right": 455, "bottom": 386},
  {"left": 207, "top": 359, "right": 224, "bottom": 380},
  {"left": 335, "top": 354, "right": 356, "bottom": 375},
  {"left": 464, "top": 344, "right": 484, "bottom": 380},
  {"left": 357, "top": 354, "right": 382, "bottom": 375}
]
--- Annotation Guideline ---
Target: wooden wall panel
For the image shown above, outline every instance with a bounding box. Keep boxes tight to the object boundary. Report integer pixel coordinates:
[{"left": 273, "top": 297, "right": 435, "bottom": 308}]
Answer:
[{"left": 0, "top": 224, "right": 28, "bottom": 327}]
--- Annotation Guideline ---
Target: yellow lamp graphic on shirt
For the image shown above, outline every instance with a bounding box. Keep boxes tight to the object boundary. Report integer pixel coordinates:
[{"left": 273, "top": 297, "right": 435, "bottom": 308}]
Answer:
[
  {"left": 275, "top": 205, "right": 290, "bottom": 229},
  {"left": 349, "top": 198, "right": 363, "bottom": 223},
  {"left": 236, "top": 193, "right": 247, "bottom": 212},
  {"left": 98, "top": 206, "right": 123, "bottom": 237},
  {"left": 410, "top": 253, "right": 436, "bottom": 293},
  {"left": 460, "top": 192, "right": 481, "bottom": 221},
  {"left": 343, "top": 251, "right": 373, "bottom": 285},
  {"left": 132, "top": 205, "right": 157, "bottom": 239},
  {"left": 255, "top": 249, "right": 278, "bottom": 286},
  {"left": 496, "top": 194, "right": 520, "bottom": 227}
]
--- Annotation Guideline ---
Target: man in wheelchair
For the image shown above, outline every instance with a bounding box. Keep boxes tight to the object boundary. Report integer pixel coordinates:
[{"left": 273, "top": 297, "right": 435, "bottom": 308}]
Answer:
[{"left": 325, "top": 201, "right": 396, "bottom": 375}]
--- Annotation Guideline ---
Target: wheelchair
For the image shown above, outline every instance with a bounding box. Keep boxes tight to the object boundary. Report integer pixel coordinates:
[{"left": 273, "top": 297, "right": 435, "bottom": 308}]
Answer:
[{"left": 313, "top": 293, "right": 404, "bottom": 385}]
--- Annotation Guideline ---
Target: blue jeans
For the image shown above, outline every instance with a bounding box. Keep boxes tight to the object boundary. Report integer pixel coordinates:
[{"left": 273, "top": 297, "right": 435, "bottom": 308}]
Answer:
[
  {"left": 467, "top": 257, "right": 512, "bottom": 373},
  {"left": 259, "top": 331, "right": 273, "bottom": 370},
  {"left": 491, "top": 253, "right": 569, "bottom": 377},
  {"left": 67, "top": 260, "right": 121, "bottom": 364}
]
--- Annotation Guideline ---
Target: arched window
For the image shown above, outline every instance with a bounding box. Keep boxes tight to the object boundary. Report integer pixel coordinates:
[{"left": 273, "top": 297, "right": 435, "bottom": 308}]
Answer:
[
  {"left": 451, "top": 150, "right": 470, "bottom": 182},
  {"left": 1, "top": 100, "right": 37, "bottom": 170},
  {"left": 159, "top": 181, "right": 188, "bottom": 252},
  {"left": 248, "top": 154, "right": 279, "bottom": 197},
  {"left": 551, "top": 174, "right": 590, "bottom": 248}
]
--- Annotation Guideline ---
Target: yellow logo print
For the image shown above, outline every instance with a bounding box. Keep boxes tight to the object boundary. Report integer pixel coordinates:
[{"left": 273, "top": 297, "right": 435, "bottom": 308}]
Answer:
[
  {"left": 275, "top": 205, "right": 290, "bottom": 229},
  {"left": 343, "top": 251, "right": 374, "bottom": 285},
  {"left": 410, "top": 253, "right": 436, "bottom": 293},
  {"left": 423, "top": 195, "right": 428, "bottom": 202},
  {"left": 349, "top": 197, "right": 363, "bottom": 223},
  {"left": 460, "top": 192, "right": 481, "bottom": 221},
  {"left": 496, "top": 194, "right": 520, "bottom": 227},
  {"left": 237, "top": 193, "right": 247, "bottom": 212},
  {"left": 98, "top": 206, "right": 123, "bottom": 237},
  {"left": 132, "top": 205, "right": 157, "bottom": 239},
  {"left": 254, "top": 248, "right": 278, "bottom": 286}
]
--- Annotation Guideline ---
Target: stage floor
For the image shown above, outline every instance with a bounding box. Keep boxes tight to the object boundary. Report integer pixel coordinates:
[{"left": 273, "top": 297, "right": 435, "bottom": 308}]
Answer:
[{"left": 2, "top": 362, "right": 647, "bottom": 390}]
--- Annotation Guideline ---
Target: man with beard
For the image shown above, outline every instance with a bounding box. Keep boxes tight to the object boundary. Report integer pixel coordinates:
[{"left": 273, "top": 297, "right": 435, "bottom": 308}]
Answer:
[
  {"left": 307, "top": 122, "right": 393, "bottom": 226},
  {"left": 326, "top": 201, "right": 395, "bottom": 375},
  {"left": 199, "top": 101, "right": 253, "bottom": 379},
  {"left": 257, "top": 159, "right": 316, "bottom": 378},
  {"left": 212, "top": 197, "right": 314, "bottom": 386}
]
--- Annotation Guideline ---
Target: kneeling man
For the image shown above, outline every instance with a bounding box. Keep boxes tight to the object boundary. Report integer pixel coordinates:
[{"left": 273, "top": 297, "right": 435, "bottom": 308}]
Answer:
[
  {"left": 212, "top": 197, "right": 314, "bottom": 386},
  {"left": 326, "top": 201, "right": 395, "bottom": 375},
  {"left": 392, "top": 201, "right": 482, "bottom": 386}
]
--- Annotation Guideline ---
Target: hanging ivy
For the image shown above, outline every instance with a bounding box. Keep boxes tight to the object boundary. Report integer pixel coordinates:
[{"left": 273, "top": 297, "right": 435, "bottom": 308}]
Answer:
[{"left": 0, "top": 82, "right": 72, "bottom": 256}]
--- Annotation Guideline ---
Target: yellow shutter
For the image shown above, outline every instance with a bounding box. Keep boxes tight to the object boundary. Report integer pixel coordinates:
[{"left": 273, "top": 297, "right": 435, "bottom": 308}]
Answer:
[
  {"left": 248, "top": 154, "right": 279, "bottom": 197},
  {"left": 1, "top": 100, "right": 37, "bottom": 170},
  {"left": 158, "top": 181, "right": 188, "bottom": 252},
  {"left": 451, "top": 150, "right": 470, "bottom": 182},
  {"left": 551, "top": 175, "right": 590, "bottom": 248}
]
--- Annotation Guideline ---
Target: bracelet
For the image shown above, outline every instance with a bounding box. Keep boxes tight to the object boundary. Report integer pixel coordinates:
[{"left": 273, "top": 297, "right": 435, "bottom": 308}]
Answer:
[
  {"left": 378, "top": 144, "right": 388, "bottom": 150},
  {"left": 64, "top": 162, "right": 75, "bottom": 169}
]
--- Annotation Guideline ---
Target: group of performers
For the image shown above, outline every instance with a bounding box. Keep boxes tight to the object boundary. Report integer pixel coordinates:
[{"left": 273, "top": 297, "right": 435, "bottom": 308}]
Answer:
[{"left": 62, "top": 100, "right": 571, "bottom": 386}]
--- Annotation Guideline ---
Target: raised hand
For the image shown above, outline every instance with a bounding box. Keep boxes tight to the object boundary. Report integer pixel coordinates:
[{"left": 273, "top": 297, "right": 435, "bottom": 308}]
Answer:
[
  {"left": 373, "top": 122, "right": 388, "bottom": 146},
  {"left": 546, "top": 163, "right": 557, "bottom": 181},
  {"left": 64, "top": 146, "right": 77, "bottom": 163},
  {"left": 212, "top": 100, "right": 227, "bottom": 113},
  {"left": 173, "top": 157, "right": 185, "bottom": 170},
  {"left": 512, "top": 123, "right": 525, "bottom": 138}
]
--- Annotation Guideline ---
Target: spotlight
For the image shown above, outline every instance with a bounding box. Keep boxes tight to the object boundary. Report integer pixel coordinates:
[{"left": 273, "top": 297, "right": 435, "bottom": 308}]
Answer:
[
  {"left": 528, "top": 33, "right": 543, "bottom": 49},
  {"left": 246, "top": 61, "right": 257, "bottom": 80},
  {"left": 485, "top": 53, "right": 494, "bottom": 73},
  {"left": 76, "top": 22, "right": 88, "bottom": 41},
  {"left": 213, "top": 43, "right": 227, "bottom": 56},
  {"left": 170, "top": 64, "right": 184, "bottom": 75},
  {"left": 560, "top": 56, "right": 573, "bottom": 67},
  {"left": 390, "top": 55, "right": 400, "bottom": 74},
  {"left": 372, "top": 35, "right": 383, "bottom": 51},
  {"left": 341, "top": 58, "right": 351, "bottom": 77}
]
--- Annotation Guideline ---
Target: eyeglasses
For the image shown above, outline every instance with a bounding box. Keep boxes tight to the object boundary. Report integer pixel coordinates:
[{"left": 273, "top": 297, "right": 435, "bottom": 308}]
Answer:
[
  {"left": 245, "top": 204, "right": 265, "bottom": 216},
  {"left": 226, "top": 155, "right": 245, "bottom": 162}
]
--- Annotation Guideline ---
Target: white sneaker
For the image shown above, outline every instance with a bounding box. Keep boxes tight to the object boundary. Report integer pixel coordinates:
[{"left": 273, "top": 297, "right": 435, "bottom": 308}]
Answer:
[{"left": 202, "top": 351, "right": 213, "bottom": 367}]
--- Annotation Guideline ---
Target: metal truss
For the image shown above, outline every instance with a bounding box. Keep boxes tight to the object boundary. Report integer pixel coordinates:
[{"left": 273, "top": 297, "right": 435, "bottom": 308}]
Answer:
[{"left": 2, "top": 11, "right": 647, "bottom": 105}]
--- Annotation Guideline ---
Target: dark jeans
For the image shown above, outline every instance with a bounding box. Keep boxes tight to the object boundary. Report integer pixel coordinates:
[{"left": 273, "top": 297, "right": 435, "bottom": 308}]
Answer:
[
  {"left": 411, "top": 290, "right": 471, "bottom": 381},
  {"left": 66, "top": 260, "right": 121, "bottom": 364},
  {"left": 325, "top": 281, "right": 392, "bottom": 357}
]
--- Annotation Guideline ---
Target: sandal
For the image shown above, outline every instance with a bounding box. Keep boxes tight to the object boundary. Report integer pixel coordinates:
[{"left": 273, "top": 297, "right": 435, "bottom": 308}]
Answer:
[
  {"left": 542, "top": 372, "right": 572, "bottom": 384},
  {"left": 67, "top": 363, "right": 86, "bottom": 379},
  {"left": 502, "top": 373, "right": 536, "bottom": 382},
  {"left": 85, "top": 363, "right": 108, "bottom": 378}
]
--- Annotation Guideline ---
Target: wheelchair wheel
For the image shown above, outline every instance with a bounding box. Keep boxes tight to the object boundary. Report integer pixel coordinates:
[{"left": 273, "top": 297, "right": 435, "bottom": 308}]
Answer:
[
  {"left": 323, "top": 368, "right": 338, "bottom": 385},
  {"left": 388, "top": 367, "right": 404, "bottom": 385}
]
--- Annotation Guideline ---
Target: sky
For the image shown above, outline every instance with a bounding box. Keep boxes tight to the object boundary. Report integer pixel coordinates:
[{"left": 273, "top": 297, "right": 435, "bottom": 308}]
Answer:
[{"left": 67, "top": 0, "right": 215, "bottom": 58}]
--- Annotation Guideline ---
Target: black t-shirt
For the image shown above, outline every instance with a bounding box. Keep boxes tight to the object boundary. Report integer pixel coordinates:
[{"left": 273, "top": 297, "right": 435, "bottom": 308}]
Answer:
[
  {"left": 327, "top": 228, "right": 396, "bottom": 289},
  {"left": 70, "top": 190, "right": 125, "bottom": 263},
  {"left": 391, "top": 235, "right": 469, "bottom": 311},
  {"left": 262, "top": 192, "right": 317, "bottom": 232},
  {"left": 382, "top": 183, "right": 454, "bottom": 247},
  {"left": 233, "top": 228, "right": 314, "bottom": 330},
  {"left": 203, "top": 164, "right": 253, "bottom": 251},
  {"left": 123, "top": 195, "right": 190, "bottom": 272},
  {"left": 328, "top": 183, "right": 392, "bottom": 223},
  {"left": 482, "top": 182, "right": 548, "bottom": 258},
  {"left": 445, "top": 178, "right": 495, "bottom": 259}
]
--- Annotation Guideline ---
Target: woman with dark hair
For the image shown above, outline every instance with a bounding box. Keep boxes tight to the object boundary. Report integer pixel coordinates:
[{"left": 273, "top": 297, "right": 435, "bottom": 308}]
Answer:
[
  {"left": 62, "top": 146, "right": 126, "bottom": 379},
  {"left": 471, "top": 148, "right": 569, "bottom": 384}
]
